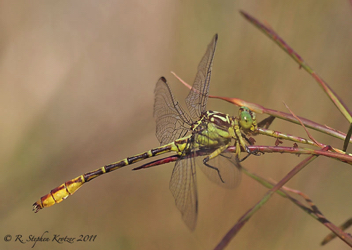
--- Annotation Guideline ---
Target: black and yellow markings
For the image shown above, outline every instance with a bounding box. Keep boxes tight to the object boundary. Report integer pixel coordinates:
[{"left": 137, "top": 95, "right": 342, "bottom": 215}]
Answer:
[
  {"left": 33, "top": 107, "right": 258, "bottom": 213},
  {"left": 209, "top": 112, "right": 232, "bottom": 130}
]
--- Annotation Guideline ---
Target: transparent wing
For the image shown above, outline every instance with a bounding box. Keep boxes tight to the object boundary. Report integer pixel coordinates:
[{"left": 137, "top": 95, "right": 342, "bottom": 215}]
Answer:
[
  {"left": 185, "top": 34, "right": 218, "bottom": 119},
  {"left": 197, "top": 152, "right": 241, "bottom": 189},
  {"left": 154, "top": 77, "right": 193, "bottom": 145},
  {"left": 169, "top": 152, "right": 198, "bottom": 230}
]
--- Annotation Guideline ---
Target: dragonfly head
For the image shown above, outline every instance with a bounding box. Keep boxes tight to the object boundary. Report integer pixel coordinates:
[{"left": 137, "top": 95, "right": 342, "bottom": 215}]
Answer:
[{"left": 238, "top": 106, "right": 257, "bottom": 131}]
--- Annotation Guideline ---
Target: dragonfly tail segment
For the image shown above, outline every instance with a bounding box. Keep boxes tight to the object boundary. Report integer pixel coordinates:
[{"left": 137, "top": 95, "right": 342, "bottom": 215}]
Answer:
[{"left": 33, "top": 142, "right": 178, "bottom": 213}]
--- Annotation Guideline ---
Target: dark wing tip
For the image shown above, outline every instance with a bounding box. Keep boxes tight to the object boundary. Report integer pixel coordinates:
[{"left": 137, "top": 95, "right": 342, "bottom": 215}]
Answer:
[
  {"left": 214, "top": 33, "right": 218, "bottom": 41},
  {"left": 160, "top": 76, "right": 167, "bottom": 82}
]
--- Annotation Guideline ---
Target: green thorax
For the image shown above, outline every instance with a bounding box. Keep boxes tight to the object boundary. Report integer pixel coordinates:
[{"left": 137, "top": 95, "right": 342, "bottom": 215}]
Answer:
[
  {"left": 172, "top": 107, "right": 257, "bottom": 153},
  {"left": 190, "top": 111, "right": 235, "bottom": 146},
  {"left": 191, "top": 108, "right": 257, "bottom": 145}
]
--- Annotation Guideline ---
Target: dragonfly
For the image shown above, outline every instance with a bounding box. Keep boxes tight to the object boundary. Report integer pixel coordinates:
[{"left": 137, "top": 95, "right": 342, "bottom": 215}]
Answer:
[{"left": 33, "top": 34, "right": 258, "bottom": 230}]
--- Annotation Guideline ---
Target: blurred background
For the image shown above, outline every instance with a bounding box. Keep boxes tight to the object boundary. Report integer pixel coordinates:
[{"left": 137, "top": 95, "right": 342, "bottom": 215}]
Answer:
[{"left": 1, "top": 1, "right": 352, "bottom": 249}]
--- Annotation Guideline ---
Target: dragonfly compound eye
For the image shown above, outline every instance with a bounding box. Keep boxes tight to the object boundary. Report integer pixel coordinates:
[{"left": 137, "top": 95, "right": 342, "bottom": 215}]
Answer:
[{"left": 239, "top": 106, "right": 253, "bottom": 130}]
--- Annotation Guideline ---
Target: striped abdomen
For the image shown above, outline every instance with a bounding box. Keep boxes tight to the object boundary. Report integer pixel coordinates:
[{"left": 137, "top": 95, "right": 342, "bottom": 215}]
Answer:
[{"left": 33, "top": 136, "right": 190, "bottom": 212}]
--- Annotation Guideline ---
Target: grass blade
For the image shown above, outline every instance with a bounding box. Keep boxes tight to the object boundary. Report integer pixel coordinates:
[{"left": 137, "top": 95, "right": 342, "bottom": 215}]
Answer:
[{"left": 240, "top": 10, "right": 352, "bottom": 124}]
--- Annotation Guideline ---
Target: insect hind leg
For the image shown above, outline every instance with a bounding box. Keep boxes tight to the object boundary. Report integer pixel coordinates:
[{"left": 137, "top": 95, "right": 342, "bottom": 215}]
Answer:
[
  {"left": 203, "top": 159, "right": 225, "bottom": 183},
  {"left": 202, "top": 145, "right": 229, "bottom": 183}
]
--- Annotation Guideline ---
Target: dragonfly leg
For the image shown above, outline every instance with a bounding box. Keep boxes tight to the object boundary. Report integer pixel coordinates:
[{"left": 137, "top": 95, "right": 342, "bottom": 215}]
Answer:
[
  {"left": 251, "top": 148, "right": 262, "bottom": 156},
  {"left": 236, "top": 126, "right": 261, "bottom": 157},
  {"left": 244, "top": 145, "right": 251, "bottom": 154},
  {"left": 243, "top": 143, "right": 262, "bottom": 156},
  {"left": 235, "top": 140, "right": 242, "bottom": 156},
  {"left": 205, "top": 145, "right": 229, "bottom": 161},
  {"left": 241, "top": 130, "right": 264, "bottom": 157},
  {"left": 202, "top": 160, "right": 225, "bottom": 183},
  {"left": 239, "top": 152, "right": 251, "bottom": 162},
  {"left": 237, "top": 141, "right": 260, "bottom": 162},
  {"left": 234, "top": 121, "right": 249, "bottom": 156},
  {"left": 202, "top": 145, "right": 229, "bottom": 183}
]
